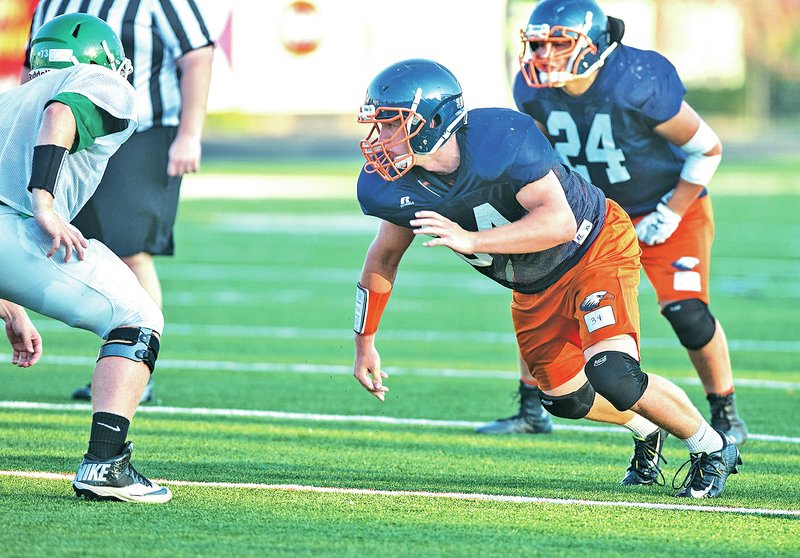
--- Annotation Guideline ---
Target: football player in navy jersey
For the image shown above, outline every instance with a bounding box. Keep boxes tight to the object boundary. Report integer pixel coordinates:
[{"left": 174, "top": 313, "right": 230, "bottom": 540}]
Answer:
[
  {"left": 479, "top": 0, "right": 748, "bottom": 471},
  {"left": 351, "top": 58, "right": 741, "bottom": 498}
]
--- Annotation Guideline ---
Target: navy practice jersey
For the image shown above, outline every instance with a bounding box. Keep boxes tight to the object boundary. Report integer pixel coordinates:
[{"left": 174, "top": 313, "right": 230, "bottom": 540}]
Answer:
[
  {"left": 514, "top": 44, "right": 693, "bottom": 218},
  {"left": 357, "top": 108, "right": 606, "bottom": 294}
]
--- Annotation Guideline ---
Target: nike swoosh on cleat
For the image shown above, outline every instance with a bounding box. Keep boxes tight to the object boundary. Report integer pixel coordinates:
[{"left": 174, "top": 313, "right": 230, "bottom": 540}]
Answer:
[
  {"left": 689, "top": 484, "right": 714, "bottom": 498},
  {"left": 97, "top": 422, "right": 121, "bottom": 432}
]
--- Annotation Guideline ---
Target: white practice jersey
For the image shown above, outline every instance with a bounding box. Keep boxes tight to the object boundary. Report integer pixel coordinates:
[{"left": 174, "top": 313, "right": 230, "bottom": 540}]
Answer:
[{"left": 0, "top": 64, "right": 136, "bottom": 221}]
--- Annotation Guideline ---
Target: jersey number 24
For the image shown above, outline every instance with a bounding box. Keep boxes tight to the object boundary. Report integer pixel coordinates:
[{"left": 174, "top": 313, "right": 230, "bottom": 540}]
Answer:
[{"left": 547, "top": 111, "right": 631, "bottom": 185}]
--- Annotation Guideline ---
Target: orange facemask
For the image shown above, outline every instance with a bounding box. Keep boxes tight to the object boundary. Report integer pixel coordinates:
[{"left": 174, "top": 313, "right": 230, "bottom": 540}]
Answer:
[
  {"left": 358, "top": 105, "right": 426, "bottom": 182},
  {"left": 518, "top": 25, "right": 597, "bottom": 88}
]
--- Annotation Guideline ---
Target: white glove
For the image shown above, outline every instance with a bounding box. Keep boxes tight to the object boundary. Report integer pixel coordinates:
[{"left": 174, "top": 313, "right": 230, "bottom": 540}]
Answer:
[{"left": 635, "top": 202, "right": 681, "bottom": 245}]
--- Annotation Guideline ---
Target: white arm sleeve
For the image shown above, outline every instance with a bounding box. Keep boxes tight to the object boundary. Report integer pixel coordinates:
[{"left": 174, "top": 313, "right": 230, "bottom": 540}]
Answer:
[{"left": 679, "top": 120, "right": 721, "bottom": 186}]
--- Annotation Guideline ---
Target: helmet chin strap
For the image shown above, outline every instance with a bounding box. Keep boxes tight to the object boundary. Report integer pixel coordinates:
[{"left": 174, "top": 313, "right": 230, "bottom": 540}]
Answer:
[
  {"left": 101, "top": 40, "right": 117, "bottom": 71},
  {"left": 427, "top": 110, "right": 467, "bottom": 155},
  {"left": 564, "top": 10, "right": 595, "bottom": 74},
  {"left": 390, "top": 87, "right": 423, "bottom": 170},
  {"left": 406, "top": 88, "right": 423, "bottom": 134},
  {"left": 577, "top": 41, "right": 618, "bottom": 77},
  {"left": 393, "top": 153, "right": 414, "bottom": 170},
  {"left": 101, "top": 39, "right": 133, "bottom": 78}
]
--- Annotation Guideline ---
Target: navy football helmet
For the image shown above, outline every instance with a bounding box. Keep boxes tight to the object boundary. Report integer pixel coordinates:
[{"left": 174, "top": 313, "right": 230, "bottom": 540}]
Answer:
[
  {"left": 358, "top": 58, "right": 467, "bottom": 181},
  {"left": 519, "top": 0, "right": 620, "bottom": 88}
]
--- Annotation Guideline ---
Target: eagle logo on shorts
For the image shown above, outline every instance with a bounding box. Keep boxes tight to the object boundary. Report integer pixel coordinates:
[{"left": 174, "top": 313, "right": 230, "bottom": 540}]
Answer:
[{"left": 580, "top": 290, "right": 615, "bottom": 312}]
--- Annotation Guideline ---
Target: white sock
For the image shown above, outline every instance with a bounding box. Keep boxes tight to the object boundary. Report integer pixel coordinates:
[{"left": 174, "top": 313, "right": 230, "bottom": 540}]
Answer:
[
  {"left": 682, "top": 421, "right": 724, "bottom": 454},
  {"left": 623, "top": 414, "right": 659, "bottom": 439}
]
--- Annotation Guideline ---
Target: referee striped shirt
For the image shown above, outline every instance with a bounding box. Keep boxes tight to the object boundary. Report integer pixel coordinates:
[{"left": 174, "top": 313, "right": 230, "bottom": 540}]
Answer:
[{"left": 26, "top": 0, "right": 213, "bottom": 132}]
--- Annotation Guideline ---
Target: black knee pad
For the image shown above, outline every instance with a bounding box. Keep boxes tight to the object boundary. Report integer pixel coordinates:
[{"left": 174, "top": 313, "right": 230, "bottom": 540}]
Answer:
[
  {"left": 662, "top": 298, "right": 716, "bottom": 350},
  {"left": 584, "top": 351, "right": 648, "bottom": 411},
  {"left": 539, "top": 380, "right": 596, "bottom": 419},
  {"left": 98, "top": 327, "right": 160, "bottom": 373}
]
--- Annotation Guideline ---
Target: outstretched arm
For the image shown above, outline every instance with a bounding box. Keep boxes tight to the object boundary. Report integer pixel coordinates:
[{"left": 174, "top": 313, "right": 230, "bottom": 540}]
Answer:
[
  {"left": 353, "top": 220, "right": 414, "bottom": 401},
  {"left": 0, "top": 300, "right": 43, "bottom": 368}
]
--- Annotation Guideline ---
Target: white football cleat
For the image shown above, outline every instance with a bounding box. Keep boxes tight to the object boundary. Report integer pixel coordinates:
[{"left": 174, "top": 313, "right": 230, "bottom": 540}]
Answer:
[{"left": 72, "top": 441, "right": 172, "bottom": 503}]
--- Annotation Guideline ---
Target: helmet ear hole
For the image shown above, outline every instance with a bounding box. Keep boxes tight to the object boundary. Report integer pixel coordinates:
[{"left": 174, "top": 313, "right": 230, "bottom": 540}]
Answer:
[{"left": 429, "top": 114, "right": 442, "bottom": 128}]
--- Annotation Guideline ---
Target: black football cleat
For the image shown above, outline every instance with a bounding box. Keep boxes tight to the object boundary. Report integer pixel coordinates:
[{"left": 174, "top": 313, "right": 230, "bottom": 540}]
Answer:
[
  {"left": 70, "top": 382, "right": 92, "bottom": 401},
  {"left": 621, "top": 428, "right": 668, "bottom": 486},
  {"left": 476, "top": 381, "right": 553, "bottom": 435},
  {"left": 673, "top": 431, "right": 742, "bottom": 498},
  {"left": 708, "top": 392, "right": 748, "bottom": 446}
]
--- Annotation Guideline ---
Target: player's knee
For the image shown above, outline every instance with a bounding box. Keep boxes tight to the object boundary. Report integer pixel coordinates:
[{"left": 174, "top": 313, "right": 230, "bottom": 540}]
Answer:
[
  {"left": 99, "top": 288, "right": 163, "bottom": 373},
  {"left": 662, "top": 298, "right": 716, "bottom": 350},
  {"left": 98, "top": 327, "right": 160, "bottom": 373},
  {"left": 539, "top": 380, "right": 596, "bottom": 419},
  {"left": 114, "top": 296, "right": 164, "bottom": 334},
  {"left": 584, "top": 351, "right": 648, "bottom": 411}
]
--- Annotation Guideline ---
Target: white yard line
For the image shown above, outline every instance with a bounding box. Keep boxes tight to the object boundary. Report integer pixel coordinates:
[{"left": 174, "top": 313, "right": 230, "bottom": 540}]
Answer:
[
  {"left": 1, "top": 470, "right": 797, "bottom": 518},
  {"left": 1, "top": 401, "right": 798, "bottom": 445}
]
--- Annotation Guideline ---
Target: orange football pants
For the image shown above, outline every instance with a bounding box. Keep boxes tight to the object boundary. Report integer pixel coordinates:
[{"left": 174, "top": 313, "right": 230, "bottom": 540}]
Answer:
[
  {"left": 632, "top": 195, "right": 715, "bottom": 306},
  {"left": 512, "top": 200, "right": 642, "bottom": 391}
]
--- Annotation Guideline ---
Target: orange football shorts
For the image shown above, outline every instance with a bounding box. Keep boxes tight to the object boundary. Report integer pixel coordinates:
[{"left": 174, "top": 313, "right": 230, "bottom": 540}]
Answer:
[
  {"left": 512, "top": 199, "right": 642, "bottom": 391},
  {"left": 632, "top": 195, "right": 714, "bottom": 306}
]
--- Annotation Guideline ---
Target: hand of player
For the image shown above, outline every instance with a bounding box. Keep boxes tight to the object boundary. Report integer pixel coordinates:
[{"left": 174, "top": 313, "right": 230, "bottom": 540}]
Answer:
[
  {"left": 353, "top": 335, "right": 389, "bottom": 401},
  {"left": 410, "top": 211, "right": 477, "bottom": 254},
  {"left": 635, "top": 203, "right": 681, "bottom": 246},
  {"left": 4, "top": 309, "right": 43, "bottom": 368},
  {"left": 32, "top": 192, "right": 87, "bottom": 262},
  {"left": 167, "top": 132, "right": 202, "bottom": 176}
]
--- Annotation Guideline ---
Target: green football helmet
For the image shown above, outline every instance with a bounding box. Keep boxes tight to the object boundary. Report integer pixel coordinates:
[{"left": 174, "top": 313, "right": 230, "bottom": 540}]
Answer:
[{"left": 29, "top": 13, "right": 132, "bottom": 79}]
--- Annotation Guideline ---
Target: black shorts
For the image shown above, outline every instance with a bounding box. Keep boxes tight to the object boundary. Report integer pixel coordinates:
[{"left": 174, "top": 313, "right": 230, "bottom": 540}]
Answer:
[{"left": 72, "top": 126, "right": 182, "bottom": 257}]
